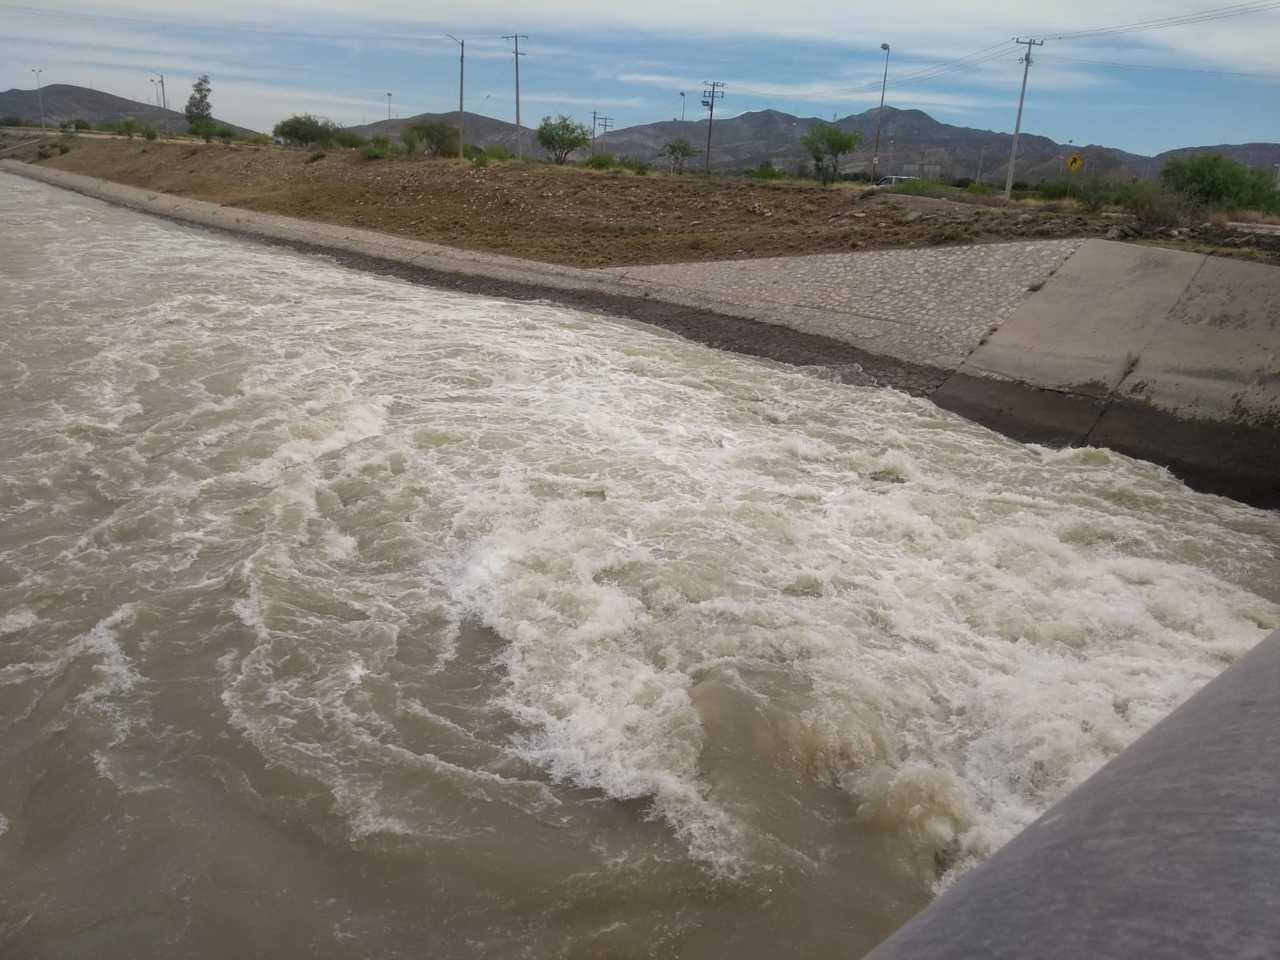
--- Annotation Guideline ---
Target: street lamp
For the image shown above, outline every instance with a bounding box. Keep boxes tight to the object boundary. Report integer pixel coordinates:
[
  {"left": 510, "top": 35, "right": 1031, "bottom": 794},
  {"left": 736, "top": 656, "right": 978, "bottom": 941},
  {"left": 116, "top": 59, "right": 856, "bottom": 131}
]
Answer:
[
  {"left": 445, "top": 34, "right": 465, "bottom": 160},
  {"left": 386, "top": 92, "right": 392, "bottom": 121},
  {"left": 870, "top": 43, "right": 890, "bottom": 184},
  {"left": 680, "top": 91, "right": 686, "bottom": 122},
  {"left": 31, "top": 68, "right": 45, "bottom": 129}
]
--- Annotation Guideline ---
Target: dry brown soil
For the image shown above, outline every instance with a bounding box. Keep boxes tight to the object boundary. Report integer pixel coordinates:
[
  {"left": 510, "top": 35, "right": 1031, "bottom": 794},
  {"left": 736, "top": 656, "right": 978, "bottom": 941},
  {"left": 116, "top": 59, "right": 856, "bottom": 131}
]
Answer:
[{"left": 30, "top": 138, "right": 1126, "bottom": 267}]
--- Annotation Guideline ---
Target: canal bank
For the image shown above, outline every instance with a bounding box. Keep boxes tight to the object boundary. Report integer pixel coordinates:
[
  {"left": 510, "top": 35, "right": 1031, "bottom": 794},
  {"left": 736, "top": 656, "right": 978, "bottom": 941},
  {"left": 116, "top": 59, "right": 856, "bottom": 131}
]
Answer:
[{"left": 5, "top": 160, "right": 1276, "bottom": 506}]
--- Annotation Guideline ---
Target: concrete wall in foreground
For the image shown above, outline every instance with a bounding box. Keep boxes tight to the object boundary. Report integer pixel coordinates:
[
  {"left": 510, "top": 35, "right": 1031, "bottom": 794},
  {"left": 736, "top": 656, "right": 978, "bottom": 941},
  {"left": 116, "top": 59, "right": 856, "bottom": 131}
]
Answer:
[{"left": 866, "top": 628, "right": 1280, "bottom": 960}]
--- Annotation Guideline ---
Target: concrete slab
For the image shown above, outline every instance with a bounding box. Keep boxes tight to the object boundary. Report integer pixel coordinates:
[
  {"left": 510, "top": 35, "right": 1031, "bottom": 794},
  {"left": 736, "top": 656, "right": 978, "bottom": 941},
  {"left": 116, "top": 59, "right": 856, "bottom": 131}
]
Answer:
[
  {"left": 962, "top": 240, "right": 1206, "bottom": 396},
  {"left": 596, "top": 241, "right": 1081, "bottom": 369}
]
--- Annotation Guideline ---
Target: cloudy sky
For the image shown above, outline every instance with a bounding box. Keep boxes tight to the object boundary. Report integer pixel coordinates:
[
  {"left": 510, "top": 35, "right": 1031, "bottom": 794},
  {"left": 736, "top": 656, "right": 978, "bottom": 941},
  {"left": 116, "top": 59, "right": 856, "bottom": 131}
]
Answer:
[{"left": 4, "top": 0, "right": 1279, "bottom": 154}]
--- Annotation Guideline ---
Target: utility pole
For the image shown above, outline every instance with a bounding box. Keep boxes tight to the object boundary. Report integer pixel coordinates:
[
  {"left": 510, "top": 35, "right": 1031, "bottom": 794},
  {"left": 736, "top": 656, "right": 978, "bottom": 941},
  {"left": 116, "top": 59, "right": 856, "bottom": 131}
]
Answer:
[
  {"left": 1003, "top": 37, "right": 1044, "bottom": 202},
  {"left": 31, "top": 68, "right": 45, "bottom": 129},
  {"left": 597, "top": 115, "right": 613, "bottom": 154},
  {"left": 701, "top": 80, "right": 724, "bottom": 174},
  {"left": 871, "top": 43, "right": 890, "bottom": 184},
  {"left": 590, "top": 109, "right": 597, "bottom": 152},
  {"left": 386, "top": 92, "right": 392, "bottom": 121},
  {"left": 502, "top": 33, "right": 528, "bottom": 157},
  {"left": 680, "top": 91, "right": 686, "bottom": 122},
  {"left": 446, "top": 34, "right": 465, "bottom": 160},
  {"left": 1274, "top": 163, "right": 1280, "bottom": 190},
  {"left": 151, "top": 72, "right": 166, "bottom": 111},
  {"left": 976, "top": 142, "right": 986, "bottom": 182}
]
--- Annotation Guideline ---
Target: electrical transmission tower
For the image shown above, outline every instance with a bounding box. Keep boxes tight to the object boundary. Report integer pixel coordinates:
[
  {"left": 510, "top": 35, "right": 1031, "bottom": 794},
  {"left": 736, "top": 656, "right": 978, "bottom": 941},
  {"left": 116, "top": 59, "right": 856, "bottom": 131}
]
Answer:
[
  {"left": 503, "top": 33, "right": 528, "bottom": 157},
  {"left": 700, "top": 81, "right": 724, "bottom": 174},
  {"left": 1003, "top": 38, "right": 1044, "bottom": 201}
]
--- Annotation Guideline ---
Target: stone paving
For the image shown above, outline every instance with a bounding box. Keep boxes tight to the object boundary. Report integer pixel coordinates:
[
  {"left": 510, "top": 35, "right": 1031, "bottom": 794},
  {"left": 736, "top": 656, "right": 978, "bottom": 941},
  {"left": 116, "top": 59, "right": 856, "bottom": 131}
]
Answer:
[{"left": 596, "top": 241, "right": 1084, "bottom": 369}]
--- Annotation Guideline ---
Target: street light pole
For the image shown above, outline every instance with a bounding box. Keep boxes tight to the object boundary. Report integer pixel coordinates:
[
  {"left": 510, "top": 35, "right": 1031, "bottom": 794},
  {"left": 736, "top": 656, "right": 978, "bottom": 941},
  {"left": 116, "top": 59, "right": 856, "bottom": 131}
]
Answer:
[
  {"left": 680, "top": 91, "right": 685, "bottom": 122},
  {"left": 31, "top": 68, "right": 45, "bottom": 129},
  {"left": 151, "top": 72, "right": 166, "bottom": 111},
  {"left": 446, "top": 34, "right": 465, "bottom": 160},
  {"left": 871, "top": 43, "right": 890, "bottom": 184},
  {"left": 386, "top": 92, "right": 392, "bottom": 122}
]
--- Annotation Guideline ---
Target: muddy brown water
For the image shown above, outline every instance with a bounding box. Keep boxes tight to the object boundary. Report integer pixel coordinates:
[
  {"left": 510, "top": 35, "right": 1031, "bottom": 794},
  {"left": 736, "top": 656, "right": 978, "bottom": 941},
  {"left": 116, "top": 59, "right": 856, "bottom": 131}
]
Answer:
[{"left": 2, "top": 173, "right": 1278, "bottom": 958}]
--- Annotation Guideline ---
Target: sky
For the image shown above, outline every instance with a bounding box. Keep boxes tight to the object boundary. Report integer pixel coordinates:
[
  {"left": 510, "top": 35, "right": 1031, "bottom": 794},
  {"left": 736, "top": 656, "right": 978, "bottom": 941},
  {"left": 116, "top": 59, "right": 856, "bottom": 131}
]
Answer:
[{"left": 3, "top": 0, "right": 1279, "bottom": 155}]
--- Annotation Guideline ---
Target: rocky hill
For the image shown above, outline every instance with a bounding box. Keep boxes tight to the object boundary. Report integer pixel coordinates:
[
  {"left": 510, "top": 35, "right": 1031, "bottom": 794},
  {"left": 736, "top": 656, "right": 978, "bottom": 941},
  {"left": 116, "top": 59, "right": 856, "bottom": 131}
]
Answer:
[
  {"left": 344, "top": 104, "right": 1264, "bottom": 184},
  {"left": 0, "top": 84, "right": 255, "bottom": 135}
]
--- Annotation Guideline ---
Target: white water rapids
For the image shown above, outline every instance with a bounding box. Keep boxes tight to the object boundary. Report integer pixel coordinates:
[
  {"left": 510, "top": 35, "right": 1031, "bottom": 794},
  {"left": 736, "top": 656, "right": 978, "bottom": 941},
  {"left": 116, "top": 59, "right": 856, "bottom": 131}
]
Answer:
[{"left": 1, "top": 172, "right": 1277, "bottom": 957}]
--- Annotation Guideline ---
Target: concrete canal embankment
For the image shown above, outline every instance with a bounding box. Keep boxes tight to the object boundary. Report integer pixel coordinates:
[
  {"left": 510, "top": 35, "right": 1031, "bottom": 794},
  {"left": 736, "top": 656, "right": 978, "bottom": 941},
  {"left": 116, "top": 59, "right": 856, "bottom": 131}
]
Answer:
[{"left": 6, "top": 160, "right": 1276, "bottom": 506}]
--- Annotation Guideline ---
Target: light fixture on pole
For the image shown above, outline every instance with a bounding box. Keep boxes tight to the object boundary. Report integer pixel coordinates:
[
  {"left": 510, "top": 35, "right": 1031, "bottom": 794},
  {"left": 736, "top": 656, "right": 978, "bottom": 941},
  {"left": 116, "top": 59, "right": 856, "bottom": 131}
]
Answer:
[
  {"left": 31, "top": 68, "right": 45, "bottom": 129},
  {"left": 871, "top": 43, "right": 890, "bottom": 184},
  {"left": 386, "top": 92, "right": 392, "bottom": 122},
  {"left": 445, "top": 34, "right": 465, "bottom": 160},
  {"left": 680, "top": 91, "right": 685, "bottom": 122}
]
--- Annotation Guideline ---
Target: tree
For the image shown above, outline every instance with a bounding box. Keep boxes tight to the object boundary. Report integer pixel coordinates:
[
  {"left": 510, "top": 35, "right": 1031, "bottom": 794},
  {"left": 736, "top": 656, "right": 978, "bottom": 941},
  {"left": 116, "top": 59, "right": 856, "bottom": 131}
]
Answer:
[
  {"left": 406, "top": 122, "right": 458, "bottom": 158},
  {"left": 1160, "top": 154, "right": 1278, "bottom": 212},
  {"left": 273, "top": 114, "right": 339, "bottom": 146},
  {"left": 536, "top": 114, "right": 590, "bottom": 165},
  {"left": 660, "top": 137, "right": 698, "bottom": 174},
  {"left": 185, "top": 75, "right": 212, "bottom": 127},
  {"left": 799, "top": 122, "right": 861, "bottom": 185}
]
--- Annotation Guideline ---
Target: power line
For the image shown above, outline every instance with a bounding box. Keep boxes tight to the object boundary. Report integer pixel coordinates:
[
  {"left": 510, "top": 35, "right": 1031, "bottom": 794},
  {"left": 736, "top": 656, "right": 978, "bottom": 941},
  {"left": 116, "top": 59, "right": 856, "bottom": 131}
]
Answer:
[
  {"left": 1040, "top": 53, "right": 1280, "bottom": 81},
  {"left": 1046, "top": 0, "right": 1280, "bottom": 40}
]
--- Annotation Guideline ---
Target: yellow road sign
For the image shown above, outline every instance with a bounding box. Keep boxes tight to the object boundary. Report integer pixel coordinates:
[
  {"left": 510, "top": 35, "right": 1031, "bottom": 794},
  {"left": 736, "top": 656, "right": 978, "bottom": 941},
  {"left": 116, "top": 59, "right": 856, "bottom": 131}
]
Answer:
[{"left": 1067, "top": 152, "right": 1084, "bottom": 172}]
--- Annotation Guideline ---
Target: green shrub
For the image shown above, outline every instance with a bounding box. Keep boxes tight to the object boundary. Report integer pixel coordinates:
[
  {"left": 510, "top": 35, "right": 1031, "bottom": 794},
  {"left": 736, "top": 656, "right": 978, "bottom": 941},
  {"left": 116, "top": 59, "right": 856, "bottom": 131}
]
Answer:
[
  {"left": 215, "top": 127, "right": 234, "bottom": 144},
  {"left": 463, "top": 143, "right": 486, "bottom": 161},
  {"left": 306, "top": 150, "right": 326, "bottom": 163},
  {"left": 2, "top": 116, "right": 24, "bottom": 127},
  {"left": 333, "top": 130, "right": 365, "bottom": 149},
  {"left": 746, "top": 160, "right": 784, "bottom": 180},
  {"left": 586, "top": 152, "right": 615, "bottom": 170},
  {"left": 471, "top": 153, "right": 489, "bottom": 169},
  {"left": 401, "top": 128, "right": 422, "bottom": 155},
  {"left": 143, "top": 127, "right": 158, "bottom": 141},
  {"left": 966, "top": 181, "right": 993, "bottom": 196},
  {"left": 1126, "top": 182, "right": 1196, "bottom": 227},
  {"left": 484, "top": 143, "right": 513, "bottom": 161},
  {"left": 273, "top": 114, "right": 339, "bottom": 146},
  {"left": 359, "top": 139, "right": 388, "bottom": 161},
  {"left": 619, "top": 156, "right": 652, "bottom": 175},
  {"left": 1160, "top": 154, "right": 1278, "bottom": 213},
  {"left": 189, "top": 118, "right": 215, "bottom": 142},
  {"left": 404, "top": 122, "right": 458, "bottom": 157}
]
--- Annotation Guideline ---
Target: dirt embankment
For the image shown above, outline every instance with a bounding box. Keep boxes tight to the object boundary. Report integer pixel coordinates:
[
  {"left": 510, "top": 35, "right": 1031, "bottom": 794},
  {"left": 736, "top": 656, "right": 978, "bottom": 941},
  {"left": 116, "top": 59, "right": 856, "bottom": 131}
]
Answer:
[{"left": 32, "top": 137, "right": 1123, "bottom": 267}]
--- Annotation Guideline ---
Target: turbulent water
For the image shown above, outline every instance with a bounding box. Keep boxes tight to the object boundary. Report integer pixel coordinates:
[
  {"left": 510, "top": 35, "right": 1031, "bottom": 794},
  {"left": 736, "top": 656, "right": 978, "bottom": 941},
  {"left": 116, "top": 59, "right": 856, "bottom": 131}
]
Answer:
[{"left": 1, "top": 172, "right": 1278, "bottom": 958}]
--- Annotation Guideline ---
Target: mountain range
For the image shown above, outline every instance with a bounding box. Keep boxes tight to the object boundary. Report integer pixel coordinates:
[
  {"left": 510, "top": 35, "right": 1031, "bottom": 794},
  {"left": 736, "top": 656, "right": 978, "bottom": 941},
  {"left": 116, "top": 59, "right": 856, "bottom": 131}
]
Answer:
[
  {"left": 4, "top": 84, "right": 1277, "bottom": 184},
  {"left": 350, "top": 104, "right": 1279, "bottom": 183},
  {"left": 0, "top": 84, "right": 252, "bottom": 136}
]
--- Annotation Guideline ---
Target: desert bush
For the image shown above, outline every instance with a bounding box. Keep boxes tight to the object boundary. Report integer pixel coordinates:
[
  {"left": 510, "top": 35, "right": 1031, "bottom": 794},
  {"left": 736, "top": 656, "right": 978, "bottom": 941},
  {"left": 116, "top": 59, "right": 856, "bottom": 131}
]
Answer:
[
  {"left": 359, "top": 137, "right": 389, "bottom": 161},
  {"left": 746, "top": 160, "right": 785, "bottom": 180},
  {"left": 471, "top": 153, "right": 489, "bottom": 169},
  {"left": 951, "top": 176, "right": 974, "bottom": 188},
  {"left": 462, "top": 143, "right": 485, "bottom": 161},
  {"left": 273, "top": 114, "right": 339, "bottom": 146},
  {"left": 244, "top": 133, "right": 271, "bottom": 146},
  {"left": 189, "top": 118, "right": 215, "bottom": 142},
  {"left": 215, "top": 127, "right": 234, "bottom": 144},
  {"left": 966, "top": 181, "right": 993, "bottom": 196},
  {"left": 306, "top": 150, "right": 326, "bottom": 163},
  {"left": 36, "top": 145, "right": 53, "bottom": 159},
  {"left": 1126, "top": 182, "right": 1197, "bottom": 227},
  {"left": 619, "top": 155, "right": 652, "bottom": 174},
  {"left": 1161, "top": 154, "right": 1278, "bottom": 213},
  {"left": 1, "top": 116, "right": 24, "bottom": 127},
  {"left": 660, "top": 137, "right": 698, "bottom": 174},
  {"left": 586, "top": 152, "right": 615, "bottom": 170},
  {"left": 333, "top": 130, "right": 364, "bottom": 149},
  {"left": 143, "top": 127, "right": 158, "bottom": 141},
  {"left": 401, "top": 128, "right": 422, "bottom": 155},
  {"left": 71, "top": 117, "right": 91, "bottom": 130},
  {"left": 404, "top": 122, "right": 458, "bottom": 158},
  {"left": 57, "top": 141, "right": 72, "bottom": 155},
  {"left": 536, "top": 114, "right": 590, "bottom": 164},
  {"left": 484, "top": 144, "right": 513, "bottom": 161}
]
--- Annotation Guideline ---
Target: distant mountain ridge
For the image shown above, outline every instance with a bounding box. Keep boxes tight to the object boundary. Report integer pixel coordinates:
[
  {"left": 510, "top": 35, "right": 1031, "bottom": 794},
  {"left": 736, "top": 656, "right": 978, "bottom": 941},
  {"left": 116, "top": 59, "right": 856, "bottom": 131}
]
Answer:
[
  {"left": 353, "top": 104, "right": 1279, "bottom": 183},
  {"left": 3, "top": 84, "right": 1276, "bottom": 182},
  {"left": 0, "top": 84, "right": 254, "bottom": 136}
]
